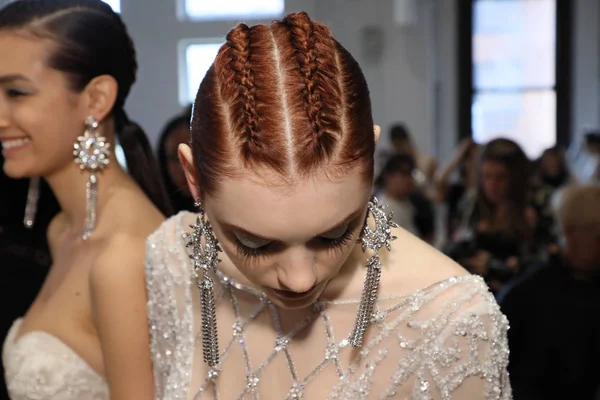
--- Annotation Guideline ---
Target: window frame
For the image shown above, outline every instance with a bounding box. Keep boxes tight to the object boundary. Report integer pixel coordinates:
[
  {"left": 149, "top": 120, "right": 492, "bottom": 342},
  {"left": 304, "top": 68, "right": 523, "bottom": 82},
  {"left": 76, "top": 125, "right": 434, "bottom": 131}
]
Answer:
[
  {"left": 457, "top": 0, "right": 572, "bottom": 153},
  {"left": 178, "top": 38, "right": 225, "bottom": 106},
  {"left": 102, "top": 0, "right": 120, "bottom": 13},
  {"left": 177, "top": 0, "right": 285, "bottom": 22}
]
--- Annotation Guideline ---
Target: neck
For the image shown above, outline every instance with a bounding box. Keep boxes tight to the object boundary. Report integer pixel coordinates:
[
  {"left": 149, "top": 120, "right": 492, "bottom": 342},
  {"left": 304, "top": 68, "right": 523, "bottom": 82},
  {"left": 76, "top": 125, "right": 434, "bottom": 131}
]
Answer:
[{"left": 45, "top": 153, "right": 130, "bottom": 235}]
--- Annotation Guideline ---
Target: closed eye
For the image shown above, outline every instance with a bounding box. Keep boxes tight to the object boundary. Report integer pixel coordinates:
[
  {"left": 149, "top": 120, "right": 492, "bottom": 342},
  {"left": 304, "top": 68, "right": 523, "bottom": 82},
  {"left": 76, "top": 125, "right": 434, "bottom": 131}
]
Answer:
[
  {"left": 6, "top": 88, "right": 30, "bottom": 98},
  {"left": 234, "top": 224, "right": 357, "bottom": 259}
]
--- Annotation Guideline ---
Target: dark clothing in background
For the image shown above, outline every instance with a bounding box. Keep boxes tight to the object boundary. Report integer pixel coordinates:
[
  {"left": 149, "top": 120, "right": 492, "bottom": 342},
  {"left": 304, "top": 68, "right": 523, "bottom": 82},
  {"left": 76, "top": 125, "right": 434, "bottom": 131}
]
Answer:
[
  {"left": 0, "top": 165, "right": 59, "bottom": 399},
  {"left": 498, "top": 256, "right": 600, "bottom": 400}
]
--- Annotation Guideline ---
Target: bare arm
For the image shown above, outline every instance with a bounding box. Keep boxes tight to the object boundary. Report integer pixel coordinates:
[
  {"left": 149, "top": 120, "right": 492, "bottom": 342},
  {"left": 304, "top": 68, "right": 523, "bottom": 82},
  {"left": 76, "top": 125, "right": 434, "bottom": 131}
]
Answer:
[
  {"left": 433, "top": 139, "right": 475, "bottom": 203},
  {"left": 90, "top": 235, "right": 154, "bottom": 400}
]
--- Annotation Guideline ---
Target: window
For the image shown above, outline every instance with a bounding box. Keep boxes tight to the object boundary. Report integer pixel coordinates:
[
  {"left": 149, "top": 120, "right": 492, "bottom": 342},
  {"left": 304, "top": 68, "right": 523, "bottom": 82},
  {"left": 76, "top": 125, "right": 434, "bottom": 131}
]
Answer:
[
  {"left": 471, "top": 0, "right": 556, "bottom": 158},
  {"left": 182, "top": 0, "right": 284, "bottom": 21},
  {"left": 179, "top": 40, "right": 223, "bottom": 106},
  {"left": 102, "top": 0, "right": 120, "bottom": 13}
]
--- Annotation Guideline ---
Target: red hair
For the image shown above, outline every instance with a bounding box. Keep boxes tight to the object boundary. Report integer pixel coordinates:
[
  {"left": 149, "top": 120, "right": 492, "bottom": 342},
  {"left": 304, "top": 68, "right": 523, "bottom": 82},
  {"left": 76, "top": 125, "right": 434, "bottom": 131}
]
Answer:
[{"left": 191, "top": 12, "right": 374, "bottom": 194}]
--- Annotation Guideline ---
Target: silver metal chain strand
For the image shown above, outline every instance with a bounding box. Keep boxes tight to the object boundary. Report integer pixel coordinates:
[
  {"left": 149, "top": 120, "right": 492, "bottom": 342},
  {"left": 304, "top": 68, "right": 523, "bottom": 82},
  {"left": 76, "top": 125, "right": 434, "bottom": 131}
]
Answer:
[
  {"left": 82, "top": 173, "right": 97, "bottom": 241},
  {"left": 23, "top": 177, "right": 40, "bottom": 229},
  {"left": 200, "top": 276, "right": 219, "bottom": 366}
]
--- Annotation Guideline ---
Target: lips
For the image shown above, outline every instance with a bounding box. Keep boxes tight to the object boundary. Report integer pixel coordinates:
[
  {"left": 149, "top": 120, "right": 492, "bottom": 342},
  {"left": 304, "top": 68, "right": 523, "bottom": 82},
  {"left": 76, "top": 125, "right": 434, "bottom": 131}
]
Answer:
[{"left": 270, "top": 286, "right": 318, "bottom": 301}]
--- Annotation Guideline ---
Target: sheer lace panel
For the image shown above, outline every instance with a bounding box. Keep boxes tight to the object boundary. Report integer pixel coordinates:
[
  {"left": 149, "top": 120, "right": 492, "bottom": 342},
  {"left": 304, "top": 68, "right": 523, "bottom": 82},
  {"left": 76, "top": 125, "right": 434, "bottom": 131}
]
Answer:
[{"left": 146, "top": 212, "right": 511, "bottom": 400}]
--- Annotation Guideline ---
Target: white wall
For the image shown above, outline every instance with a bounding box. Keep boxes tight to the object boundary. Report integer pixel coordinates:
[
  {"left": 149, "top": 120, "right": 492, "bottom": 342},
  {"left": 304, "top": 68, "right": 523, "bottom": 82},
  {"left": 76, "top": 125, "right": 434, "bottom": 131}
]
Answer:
[{"left": 314, "top": 0, "right": 436, "bottom": 157}]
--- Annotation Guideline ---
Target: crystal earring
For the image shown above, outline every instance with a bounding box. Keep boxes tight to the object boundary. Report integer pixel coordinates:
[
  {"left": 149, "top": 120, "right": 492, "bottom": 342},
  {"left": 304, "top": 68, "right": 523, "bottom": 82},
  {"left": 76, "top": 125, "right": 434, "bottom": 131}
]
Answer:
[
  {"left": 185, "top": 199, "right": 222, "bottom": 367},
  {"left": 348, "top": 196, "right": 398, "bottom": 347},
  {"left": 23, "top": 177, "right": 40, "bottom": 229},
  {"left": 73, "top": 116, "right": 111, "bottom": 240}
]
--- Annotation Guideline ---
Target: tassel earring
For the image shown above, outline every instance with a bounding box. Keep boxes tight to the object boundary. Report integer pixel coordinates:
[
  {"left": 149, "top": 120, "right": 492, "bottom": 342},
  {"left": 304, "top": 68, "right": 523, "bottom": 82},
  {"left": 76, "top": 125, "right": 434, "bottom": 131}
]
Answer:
[
  {"left": 185, "top": 199, "right": 222, "bottom": 367},
  {"left": 348, "top": 197, "right": 398, "bottom": 347},
  {"left": 23, "top": 177, "right": 40, "bottom": 229},
  {"left": 73, "top": 116, "right": 111, "bottom": 240}
]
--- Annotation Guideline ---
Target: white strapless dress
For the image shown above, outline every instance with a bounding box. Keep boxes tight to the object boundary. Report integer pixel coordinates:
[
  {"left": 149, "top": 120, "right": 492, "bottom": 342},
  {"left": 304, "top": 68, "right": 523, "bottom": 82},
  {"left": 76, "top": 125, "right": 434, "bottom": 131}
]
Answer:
[{"left": 2, "top": 318, "right": 109, "bottom": 400}]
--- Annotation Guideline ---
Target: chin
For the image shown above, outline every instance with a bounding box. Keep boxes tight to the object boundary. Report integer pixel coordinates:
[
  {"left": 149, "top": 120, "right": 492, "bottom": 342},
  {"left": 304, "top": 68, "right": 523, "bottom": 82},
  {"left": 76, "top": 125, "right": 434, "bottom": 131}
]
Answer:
[{"left": 2, "top": 160, "right": 31, "bottom": 180}]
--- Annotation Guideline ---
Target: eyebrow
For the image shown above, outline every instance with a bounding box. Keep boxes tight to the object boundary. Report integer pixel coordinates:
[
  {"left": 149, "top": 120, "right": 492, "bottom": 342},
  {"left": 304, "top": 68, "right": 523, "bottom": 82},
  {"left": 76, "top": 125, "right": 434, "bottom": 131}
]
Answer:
[
  {"left": 219, "top": 207, "right": 365, "bottom": 242},
  {"left": 0, "top": 74, "right": 31, "bottom": 84}
]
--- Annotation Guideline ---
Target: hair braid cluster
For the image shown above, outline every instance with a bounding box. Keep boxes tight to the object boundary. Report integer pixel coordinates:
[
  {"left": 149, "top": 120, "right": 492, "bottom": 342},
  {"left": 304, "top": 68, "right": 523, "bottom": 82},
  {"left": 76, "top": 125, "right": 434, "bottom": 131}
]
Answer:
[{"left": 226, "top": 23, "right": 260, "bottom": 150}]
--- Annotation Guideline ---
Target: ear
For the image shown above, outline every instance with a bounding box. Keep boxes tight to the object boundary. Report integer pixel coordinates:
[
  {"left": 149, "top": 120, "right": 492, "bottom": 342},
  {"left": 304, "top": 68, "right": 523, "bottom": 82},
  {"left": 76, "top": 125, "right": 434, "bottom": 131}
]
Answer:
[
  {"left": 82, "top": 75, "right": 118, "bottom": 123},
  {"left": 178, "top": 143, "right": 201, "bottom": 200},
  {"left": 374, "top": 125, "right": 381, "bottom": 144}
]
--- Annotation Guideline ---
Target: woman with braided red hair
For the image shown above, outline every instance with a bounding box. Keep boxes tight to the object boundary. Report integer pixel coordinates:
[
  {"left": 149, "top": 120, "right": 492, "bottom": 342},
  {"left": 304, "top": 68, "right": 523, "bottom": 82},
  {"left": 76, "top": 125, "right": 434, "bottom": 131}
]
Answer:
[{"left": 146, "top": 12, "right": 511, "bottom": 399}]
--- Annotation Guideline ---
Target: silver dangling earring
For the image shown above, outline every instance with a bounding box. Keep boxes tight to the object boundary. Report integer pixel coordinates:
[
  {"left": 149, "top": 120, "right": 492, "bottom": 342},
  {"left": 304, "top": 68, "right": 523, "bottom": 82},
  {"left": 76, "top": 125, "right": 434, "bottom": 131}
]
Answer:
[
  {"left": 73, "top": 116, "right": 111, "bottom": 240},
  {"left": 185, "top": 199, "right": 222, "bottom": 367},
  {"left": 23, "top": 177, "right": 40, "bottom": 229},
  {"left": 348, "top": 196, "right": 398, "bottom": 347}
]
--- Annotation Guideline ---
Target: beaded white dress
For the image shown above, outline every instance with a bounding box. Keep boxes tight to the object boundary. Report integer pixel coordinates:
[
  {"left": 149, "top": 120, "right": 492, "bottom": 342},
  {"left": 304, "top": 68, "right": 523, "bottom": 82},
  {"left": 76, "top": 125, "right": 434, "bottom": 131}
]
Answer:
[
  {"left": 2, "top": 319, "right": 109, "bottom": 399},
  {"left": 146, "top": 212, "right": 511, "bottom": 399}
]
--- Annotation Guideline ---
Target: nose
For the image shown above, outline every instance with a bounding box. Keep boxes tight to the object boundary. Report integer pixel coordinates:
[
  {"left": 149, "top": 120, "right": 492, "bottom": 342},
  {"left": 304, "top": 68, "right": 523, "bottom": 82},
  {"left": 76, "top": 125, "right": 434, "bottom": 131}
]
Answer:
[{"left": 276, "top": 247, "right": 318, "bottom": 293}]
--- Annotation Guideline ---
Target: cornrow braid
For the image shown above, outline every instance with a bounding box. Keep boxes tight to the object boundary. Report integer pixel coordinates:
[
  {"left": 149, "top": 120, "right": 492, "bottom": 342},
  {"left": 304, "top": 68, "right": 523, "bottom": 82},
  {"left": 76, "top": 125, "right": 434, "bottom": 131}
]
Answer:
[
  {"left": 225, "top": 24, "right": 261, "bottom": 152},
  {"left": 283, "top": 12, "right": 321, "bottom": 138},
  {"left": 281, "top": 12, "right": 342, "bottom": 161}
]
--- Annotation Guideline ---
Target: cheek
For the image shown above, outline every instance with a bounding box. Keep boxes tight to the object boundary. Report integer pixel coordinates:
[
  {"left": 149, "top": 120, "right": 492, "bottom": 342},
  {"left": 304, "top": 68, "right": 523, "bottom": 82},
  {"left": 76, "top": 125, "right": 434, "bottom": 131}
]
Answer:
[{"left": 15, "top": 97, "right": 82, "bottom": 173}]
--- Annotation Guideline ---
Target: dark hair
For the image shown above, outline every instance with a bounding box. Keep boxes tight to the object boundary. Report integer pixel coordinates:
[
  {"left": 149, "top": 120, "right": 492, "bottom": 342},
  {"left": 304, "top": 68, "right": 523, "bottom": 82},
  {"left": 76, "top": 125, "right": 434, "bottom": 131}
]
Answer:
[
  {"left": 0, "top": 0, "right": 173, "bottom": 216},
  {"left": 157, "top": 105, "right": 195, "bottom": 212},
  {"left": 470, "top": 138, "right": 531, "bottom": 236},
  {"left": 389, "top": 123, "right": 411, "bottom": 142},
  {"left": 374, "top": 152, "right": 415, "bottom": 189},
  {"left": 584, "top": 131, "right": 600, "bottom": 146},
  {"left": 191, "top": 12, "right": 374, "bottom": 195}
]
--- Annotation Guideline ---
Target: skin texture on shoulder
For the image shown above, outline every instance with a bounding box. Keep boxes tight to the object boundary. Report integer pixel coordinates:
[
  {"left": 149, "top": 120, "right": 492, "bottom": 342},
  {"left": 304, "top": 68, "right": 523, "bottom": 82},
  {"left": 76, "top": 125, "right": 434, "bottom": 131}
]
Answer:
[{"left": 90, "top": 232, "right": 155, "bottom": 399}]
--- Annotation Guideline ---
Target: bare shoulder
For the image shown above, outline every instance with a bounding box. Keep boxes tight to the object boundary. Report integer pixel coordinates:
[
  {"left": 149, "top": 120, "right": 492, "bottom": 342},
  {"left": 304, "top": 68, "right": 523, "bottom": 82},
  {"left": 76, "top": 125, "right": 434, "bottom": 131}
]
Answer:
[
  {"left": 89, "top": 233, "right": 147, "bottom": 291},
  {"left": 380, "top": 226, "right": 469, "bottom": 295}
]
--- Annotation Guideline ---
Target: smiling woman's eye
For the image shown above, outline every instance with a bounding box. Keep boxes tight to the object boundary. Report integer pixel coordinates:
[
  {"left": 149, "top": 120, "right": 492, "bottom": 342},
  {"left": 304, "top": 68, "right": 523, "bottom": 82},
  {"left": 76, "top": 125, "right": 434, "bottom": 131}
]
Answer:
[{"left": 6, "top": 88, "right": 30, "bottom": 98}]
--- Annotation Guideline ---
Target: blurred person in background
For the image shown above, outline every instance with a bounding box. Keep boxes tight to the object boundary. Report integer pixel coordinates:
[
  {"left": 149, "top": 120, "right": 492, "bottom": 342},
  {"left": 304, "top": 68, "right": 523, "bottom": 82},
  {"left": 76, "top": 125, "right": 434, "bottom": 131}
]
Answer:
[
  {"left": 434, "top": 137, "right": 479, "bottom": 240},
  {"left": 157, "top": 105, "right": 195, "bottom": 212},
  {"left": 387, "top": 123, "right": 437, "bottom": 188},
  {"left": 375, "top": 152, "right": 435, "bottom": 243},
  {"left": 499, "top": 184, "right": 600, "bottom": 400},
  {"left": 445, "top": 138, "right": 538, "bottom": 293}
]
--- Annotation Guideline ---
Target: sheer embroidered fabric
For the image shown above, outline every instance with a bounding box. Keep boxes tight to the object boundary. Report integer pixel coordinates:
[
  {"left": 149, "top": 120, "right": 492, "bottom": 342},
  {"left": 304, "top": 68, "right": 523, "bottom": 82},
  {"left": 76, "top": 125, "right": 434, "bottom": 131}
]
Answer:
[{"left": 146, "top": 212, "right": 511, "bottom": 399}]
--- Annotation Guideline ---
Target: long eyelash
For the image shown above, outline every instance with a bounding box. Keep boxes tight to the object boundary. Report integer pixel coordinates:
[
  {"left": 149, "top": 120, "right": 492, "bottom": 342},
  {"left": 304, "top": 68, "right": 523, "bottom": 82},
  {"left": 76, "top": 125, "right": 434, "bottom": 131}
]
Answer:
[
  {"left": 321, "top": 227, "right": 356, "bottom": 251},
  {"left": 235, "top": 227, "right": 358, "bottom": 259},
  {"left": 235, "top": 240, "right": 267, "bottom": 259}
]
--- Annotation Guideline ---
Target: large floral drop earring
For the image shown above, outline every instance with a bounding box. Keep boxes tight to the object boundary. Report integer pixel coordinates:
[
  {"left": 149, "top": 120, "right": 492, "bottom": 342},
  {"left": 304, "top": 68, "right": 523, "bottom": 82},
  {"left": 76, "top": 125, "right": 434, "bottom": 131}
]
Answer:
[{"left": 73, "top": 116, "right": 111, "bottom": 240}]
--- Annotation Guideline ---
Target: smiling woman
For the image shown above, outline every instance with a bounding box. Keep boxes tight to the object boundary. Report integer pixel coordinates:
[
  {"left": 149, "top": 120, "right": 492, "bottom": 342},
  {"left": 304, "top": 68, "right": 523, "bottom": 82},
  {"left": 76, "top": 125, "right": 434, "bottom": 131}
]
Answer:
[
  {"left": 145, "top": 11, "right": 512, "bottom": 400},
  {"left": 0, "top": 1, "right": 170, "bottom": 399}
]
